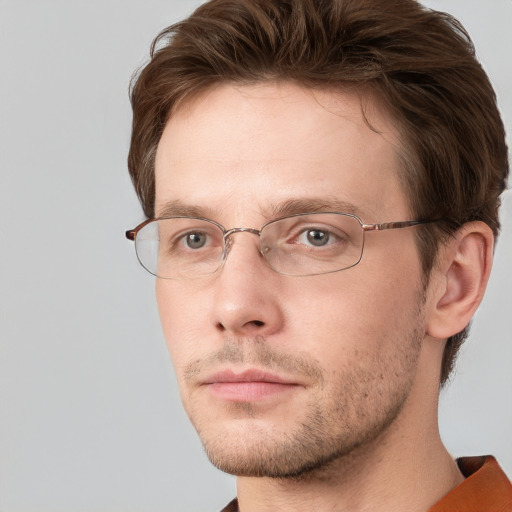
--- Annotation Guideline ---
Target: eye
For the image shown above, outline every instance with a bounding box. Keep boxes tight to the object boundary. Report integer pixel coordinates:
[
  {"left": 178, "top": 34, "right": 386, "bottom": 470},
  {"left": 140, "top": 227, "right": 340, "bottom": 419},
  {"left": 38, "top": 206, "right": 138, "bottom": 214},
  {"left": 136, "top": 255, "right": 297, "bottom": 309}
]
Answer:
[
  {"left": 183, "top": 231, "right": 208, "bottom": 249},
  {"left": 297, "top": 228, "right": 337, "bottom": 247},
  {"left": 157, "top": 219, "right": 223, "bottom": 256},
  {"left": 303, "top": 229, "right": 330, "bottom": 246}
]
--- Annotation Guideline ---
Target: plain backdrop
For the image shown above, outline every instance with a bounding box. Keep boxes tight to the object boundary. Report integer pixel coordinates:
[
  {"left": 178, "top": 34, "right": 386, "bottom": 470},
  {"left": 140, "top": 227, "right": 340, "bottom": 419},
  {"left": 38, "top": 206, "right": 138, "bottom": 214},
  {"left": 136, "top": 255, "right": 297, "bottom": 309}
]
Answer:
[{"left": 0, "top": 1, "right": 510, "bottom": 511}]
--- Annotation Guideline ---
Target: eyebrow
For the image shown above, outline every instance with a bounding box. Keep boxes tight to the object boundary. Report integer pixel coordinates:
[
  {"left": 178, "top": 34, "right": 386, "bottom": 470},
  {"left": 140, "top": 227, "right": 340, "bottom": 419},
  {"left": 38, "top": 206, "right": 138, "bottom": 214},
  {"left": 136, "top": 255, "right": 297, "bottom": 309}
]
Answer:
[
  {"left": 156, "top": 197, "right": 372, "bottom": 222},
  {"left": 156, "top": 200, "right": 216, "bottom": 219},
  {"left": 269, "top": 197, "right": 369, "bottom": 219}
]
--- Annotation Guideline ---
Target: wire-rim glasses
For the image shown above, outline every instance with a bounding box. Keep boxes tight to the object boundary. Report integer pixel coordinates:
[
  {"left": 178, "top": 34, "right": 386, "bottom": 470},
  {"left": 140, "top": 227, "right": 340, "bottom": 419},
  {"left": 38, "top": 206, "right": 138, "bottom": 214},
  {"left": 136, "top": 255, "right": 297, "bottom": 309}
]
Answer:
[{"left": 125, "top": 212, "right": 432, "bottom": 279}]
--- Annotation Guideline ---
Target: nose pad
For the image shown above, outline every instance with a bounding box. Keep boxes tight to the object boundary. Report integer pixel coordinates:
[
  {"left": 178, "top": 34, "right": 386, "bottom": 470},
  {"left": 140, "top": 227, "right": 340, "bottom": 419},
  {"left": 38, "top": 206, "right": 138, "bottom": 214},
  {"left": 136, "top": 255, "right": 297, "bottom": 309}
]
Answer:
[
  {"left": 219, "top": 234, "right": 238, "bottom": 271},
  {"left": 221, "top": 235, "right": 234, "bottom": 261}
]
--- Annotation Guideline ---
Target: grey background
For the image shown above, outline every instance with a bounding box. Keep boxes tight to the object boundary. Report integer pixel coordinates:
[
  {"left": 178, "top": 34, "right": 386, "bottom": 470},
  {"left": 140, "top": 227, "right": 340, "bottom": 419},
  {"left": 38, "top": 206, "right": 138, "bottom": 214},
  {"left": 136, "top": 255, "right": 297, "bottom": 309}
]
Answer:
[{"left": 0, "top": 1, "right": 510, "bottom": 511}]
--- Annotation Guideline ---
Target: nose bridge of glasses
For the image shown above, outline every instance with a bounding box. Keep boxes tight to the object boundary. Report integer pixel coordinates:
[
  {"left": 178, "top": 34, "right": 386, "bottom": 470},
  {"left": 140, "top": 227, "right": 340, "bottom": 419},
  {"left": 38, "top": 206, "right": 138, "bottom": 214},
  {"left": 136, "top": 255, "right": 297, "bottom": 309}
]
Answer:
[{"left": 223, "top": 227, "right": 262, "bottom": 239}]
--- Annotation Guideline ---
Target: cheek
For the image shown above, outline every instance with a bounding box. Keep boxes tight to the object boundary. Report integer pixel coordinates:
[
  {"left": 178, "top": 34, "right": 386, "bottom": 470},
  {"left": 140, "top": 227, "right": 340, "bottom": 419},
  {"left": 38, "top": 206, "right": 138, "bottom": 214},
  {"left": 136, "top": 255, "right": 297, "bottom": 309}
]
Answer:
[{"left": 285, "top": 259, "right": 423, "bottom": 354}]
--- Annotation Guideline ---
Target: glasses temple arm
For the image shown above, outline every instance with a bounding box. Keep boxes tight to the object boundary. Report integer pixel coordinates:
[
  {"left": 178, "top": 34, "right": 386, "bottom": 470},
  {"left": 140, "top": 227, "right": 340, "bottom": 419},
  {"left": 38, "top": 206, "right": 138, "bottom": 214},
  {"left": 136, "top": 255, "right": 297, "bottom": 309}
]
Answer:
[{"left": 362, "top": 220, "right": 432, "bottom": 231}]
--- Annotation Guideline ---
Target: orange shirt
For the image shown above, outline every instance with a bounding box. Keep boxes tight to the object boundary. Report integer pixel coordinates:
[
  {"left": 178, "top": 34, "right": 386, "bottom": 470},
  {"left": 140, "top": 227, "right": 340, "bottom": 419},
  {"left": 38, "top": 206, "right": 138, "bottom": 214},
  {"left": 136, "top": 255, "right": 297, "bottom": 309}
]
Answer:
[
  {"left": 221, "top": 456, "right": 512, "bottom": 511},
  {"left": 428, "top": 456, "right": 512, "bottom": 511}
]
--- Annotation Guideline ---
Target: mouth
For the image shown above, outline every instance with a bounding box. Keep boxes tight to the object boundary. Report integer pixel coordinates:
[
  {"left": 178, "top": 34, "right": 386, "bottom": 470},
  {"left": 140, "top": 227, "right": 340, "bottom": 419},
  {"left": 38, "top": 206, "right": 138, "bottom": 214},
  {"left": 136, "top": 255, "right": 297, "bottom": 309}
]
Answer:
[{"left": 201, "top": 369, "right": 302, "bottom": 402}]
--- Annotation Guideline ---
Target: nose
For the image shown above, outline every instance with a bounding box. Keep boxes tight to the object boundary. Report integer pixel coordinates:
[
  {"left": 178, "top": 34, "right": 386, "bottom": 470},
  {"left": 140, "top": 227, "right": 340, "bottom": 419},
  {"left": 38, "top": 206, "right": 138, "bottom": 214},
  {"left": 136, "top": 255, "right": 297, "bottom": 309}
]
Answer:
[{"left": 211, "top": 231, "right": 285, "bottom": 337}]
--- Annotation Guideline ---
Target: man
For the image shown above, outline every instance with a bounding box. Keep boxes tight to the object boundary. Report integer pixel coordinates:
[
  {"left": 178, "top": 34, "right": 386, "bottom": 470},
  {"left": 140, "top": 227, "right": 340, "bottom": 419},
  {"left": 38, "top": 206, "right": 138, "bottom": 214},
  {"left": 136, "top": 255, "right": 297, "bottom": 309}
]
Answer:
[{"left": 125, "top": 0, "right": 512, "bottom": 510}]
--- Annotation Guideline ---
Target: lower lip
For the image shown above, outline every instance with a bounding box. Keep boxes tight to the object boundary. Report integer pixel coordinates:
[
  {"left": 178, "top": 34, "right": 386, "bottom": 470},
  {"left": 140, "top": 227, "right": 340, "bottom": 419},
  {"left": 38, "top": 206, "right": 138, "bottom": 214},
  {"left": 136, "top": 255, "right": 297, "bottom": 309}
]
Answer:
[{"left": 206, "top": 382, "right": 298, "bottom": 402}]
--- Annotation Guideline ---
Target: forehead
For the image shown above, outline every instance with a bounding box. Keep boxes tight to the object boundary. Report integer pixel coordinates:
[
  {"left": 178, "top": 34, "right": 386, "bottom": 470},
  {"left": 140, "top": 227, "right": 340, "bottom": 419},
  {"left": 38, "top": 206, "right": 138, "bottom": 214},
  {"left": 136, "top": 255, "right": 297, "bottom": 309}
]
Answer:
[{"left": 154, "top": 82, "right": 408, "bottom": 222}]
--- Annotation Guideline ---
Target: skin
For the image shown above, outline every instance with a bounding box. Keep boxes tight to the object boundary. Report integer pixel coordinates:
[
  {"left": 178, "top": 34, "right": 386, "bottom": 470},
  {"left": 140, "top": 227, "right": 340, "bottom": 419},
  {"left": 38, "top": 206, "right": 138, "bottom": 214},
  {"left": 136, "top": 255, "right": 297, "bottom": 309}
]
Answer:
[{"left": 152, "top": 82, "right": 492, "bottom": 511}]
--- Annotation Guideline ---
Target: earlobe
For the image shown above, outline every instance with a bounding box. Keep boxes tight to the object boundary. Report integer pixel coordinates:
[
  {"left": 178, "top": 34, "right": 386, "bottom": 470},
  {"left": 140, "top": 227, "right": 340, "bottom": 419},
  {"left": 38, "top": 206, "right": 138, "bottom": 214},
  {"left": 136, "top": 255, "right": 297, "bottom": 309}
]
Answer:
[{"left": 425, "top": 222, "right": 494, "bottom": 340}]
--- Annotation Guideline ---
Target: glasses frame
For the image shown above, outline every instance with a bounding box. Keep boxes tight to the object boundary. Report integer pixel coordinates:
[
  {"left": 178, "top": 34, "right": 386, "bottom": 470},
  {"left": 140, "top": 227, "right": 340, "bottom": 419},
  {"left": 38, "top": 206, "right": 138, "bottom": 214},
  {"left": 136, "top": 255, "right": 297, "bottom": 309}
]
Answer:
[{"left": 125, "top": 213, "right": 434, "bottom": 278}]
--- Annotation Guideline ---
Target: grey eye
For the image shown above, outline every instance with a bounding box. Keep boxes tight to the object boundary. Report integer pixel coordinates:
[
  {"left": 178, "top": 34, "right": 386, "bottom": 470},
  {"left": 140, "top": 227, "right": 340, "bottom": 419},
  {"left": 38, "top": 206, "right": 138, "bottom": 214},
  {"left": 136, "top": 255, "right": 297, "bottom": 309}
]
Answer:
[
  {"left": 306, "top": 229, "right": 329, "bottom": 246},
  {"left": 185, "top": 232, "right": 207, "bottom": 249}
]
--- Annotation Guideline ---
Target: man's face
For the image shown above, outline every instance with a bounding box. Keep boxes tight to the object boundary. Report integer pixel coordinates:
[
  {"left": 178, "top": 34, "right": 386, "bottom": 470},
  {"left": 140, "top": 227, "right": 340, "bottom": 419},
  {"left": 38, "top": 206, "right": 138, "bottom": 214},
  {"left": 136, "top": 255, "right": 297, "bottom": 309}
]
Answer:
[{"left": 154, "top": 83, "right": 429, "bottom": 477}]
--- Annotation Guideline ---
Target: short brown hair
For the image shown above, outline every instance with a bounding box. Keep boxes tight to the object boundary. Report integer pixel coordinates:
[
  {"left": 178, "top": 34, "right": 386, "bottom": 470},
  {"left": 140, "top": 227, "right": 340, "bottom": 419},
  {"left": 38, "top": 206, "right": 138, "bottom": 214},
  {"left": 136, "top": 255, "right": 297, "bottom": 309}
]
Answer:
[{"left": 128, "top": 0, "right": 509, "bottom": 385}]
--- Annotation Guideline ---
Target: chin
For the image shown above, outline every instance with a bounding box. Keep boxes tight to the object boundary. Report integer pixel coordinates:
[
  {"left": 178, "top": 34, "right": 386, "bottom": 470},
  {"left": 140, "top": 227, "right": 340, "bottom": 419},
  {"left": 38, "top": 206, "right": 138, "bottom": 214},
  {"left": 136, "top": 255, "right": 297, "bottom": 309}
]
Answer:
[{"left": 194, "top": 399, "right": 404, "bottom": 479}]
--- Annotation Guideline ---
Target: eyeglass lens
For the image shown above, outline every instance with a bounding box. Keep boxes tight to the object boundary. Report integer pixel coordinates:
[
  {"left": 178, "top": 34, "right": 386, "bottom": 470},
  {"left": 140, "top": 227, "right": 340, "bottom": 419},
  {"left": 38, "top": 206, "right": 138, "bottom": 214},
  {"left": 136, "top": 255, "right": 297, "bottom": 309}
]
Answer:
[{"left": 134, "top": 214, "right": 364, "bottom": 278}]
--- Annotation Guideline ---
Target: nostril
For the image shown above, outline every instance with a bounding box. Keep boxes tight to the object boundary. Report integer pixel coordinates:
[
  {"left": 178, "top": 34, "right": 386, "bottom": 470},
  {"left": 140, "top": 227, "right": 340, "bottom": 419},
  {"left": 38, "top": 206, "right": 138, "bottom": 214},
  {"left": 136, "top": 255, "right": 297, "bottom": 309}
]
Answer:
[{"left": 216, "top": 319, "right": 264, "bottom": 332}]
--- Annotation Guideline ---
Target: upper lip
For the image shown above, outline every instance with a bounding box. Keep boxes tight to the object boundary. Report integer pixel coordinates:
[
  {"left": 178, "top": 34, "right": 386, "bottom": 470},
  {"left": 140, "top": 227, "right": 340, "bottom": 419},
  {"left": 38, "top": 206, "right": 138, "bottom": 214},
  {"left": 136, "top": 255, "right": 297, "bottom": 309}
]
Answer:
[{"left": 202, "top": 369, "right": 297, "bottom": 385}]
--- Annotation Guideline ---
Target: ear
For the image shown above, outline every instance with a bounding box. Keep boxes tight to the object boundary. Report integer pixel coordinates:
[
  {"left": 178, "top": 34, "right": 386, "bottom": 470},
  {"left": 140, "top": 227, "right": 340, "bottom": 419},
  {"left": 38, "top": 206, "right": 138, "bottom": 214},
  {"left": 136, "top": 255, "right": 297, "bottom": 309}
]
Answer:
[{"left": 425, "top": 222, "right": 494, "bottom": 339}]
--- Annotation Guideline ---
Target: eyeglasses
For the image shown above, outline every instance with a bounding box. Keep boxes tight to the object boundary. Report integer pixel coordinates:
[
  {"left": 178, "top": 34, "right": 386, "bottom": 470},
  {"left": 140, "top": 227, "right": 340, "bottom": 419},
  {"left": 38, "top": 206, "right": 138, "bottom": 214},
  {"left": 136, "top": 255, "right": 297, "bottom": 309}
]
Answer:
[{"left": 126, "top": 212, "right": 432, "bottom": 279}]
